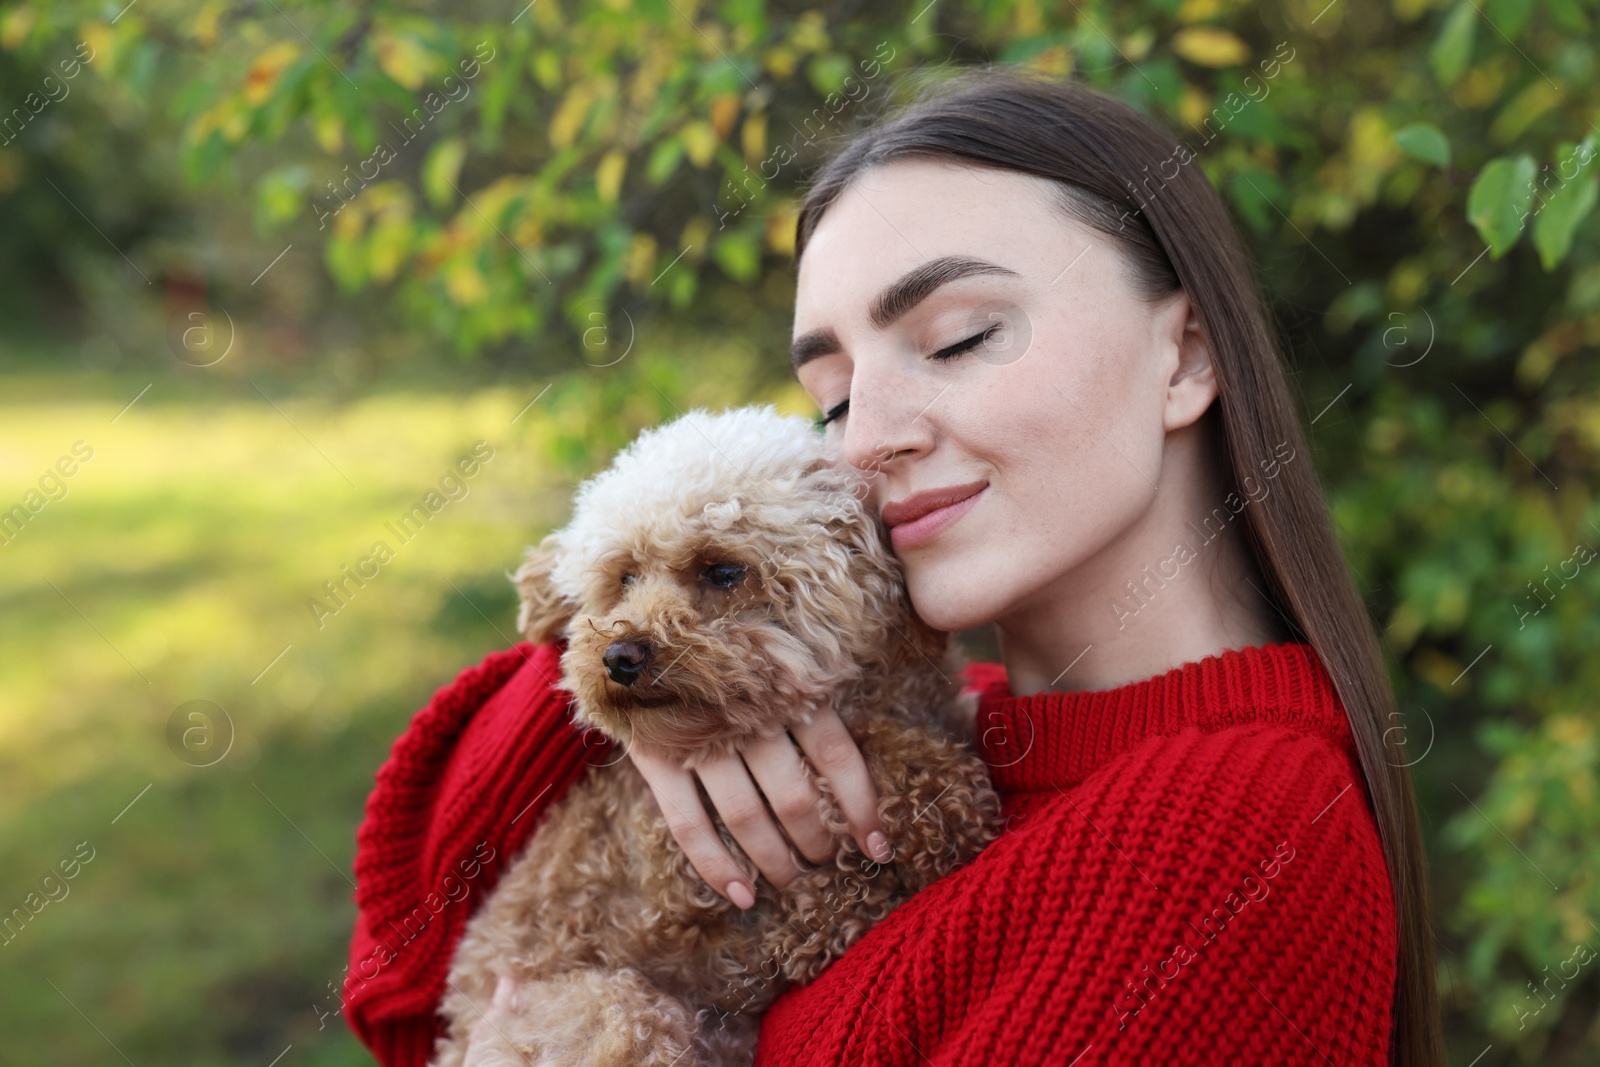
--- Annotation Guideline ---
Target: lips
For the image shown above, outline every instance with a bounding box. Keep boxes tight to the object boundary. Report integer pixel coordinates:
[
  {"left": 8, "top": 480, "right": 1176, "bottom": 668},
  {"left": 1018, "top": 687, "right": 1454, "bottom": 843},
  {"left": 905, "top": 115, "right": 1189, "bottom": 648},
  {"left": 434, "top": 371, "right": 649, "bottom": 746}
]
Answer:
[
  {"left": 882, "top": 480, "right": 988, "bottom": 550},
  {"left": 881, "top": 480, "right": 988, "bottom": 529}
]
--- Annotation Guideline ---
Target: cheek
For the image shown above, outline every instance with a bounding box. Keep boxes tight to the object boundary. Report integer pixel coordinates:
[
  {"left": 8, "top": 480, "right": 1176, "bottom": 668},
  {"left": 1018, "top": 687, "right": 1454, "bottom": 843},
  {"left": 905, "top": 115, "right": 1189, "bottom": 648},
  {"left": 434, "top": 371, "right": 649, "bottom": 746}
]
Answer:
[{"left": 899, "top": 320, "right": 1164, "bottom": 625}]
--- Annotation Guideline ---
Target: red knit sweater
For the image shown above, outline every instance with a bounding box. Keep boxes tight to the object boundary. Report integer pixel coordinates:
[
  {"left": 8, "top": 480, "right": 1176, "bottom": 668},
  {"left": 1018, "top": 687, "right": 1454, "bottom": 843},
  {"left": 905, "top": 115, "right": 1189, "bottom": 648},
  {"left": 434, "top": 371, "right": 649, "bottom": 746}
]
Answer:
[{"left": 343, "top": 640, "right": 1396, "bottom": 1066}]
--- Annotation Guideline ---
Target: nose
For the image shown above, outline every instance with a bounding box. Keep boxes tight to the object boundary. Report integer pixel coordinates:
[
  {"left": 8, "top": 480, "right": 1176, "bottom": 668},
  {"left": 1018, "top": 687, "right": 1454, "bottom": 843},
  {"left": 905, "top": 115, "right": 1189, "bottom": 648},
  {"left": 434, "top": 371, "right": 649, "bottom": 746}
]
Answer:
[
  {"left": 836, "top": 358, "right": 935, "bottom": 477},
  {"left": 602, "top": 640, "right": 651, "bottom": 686}
]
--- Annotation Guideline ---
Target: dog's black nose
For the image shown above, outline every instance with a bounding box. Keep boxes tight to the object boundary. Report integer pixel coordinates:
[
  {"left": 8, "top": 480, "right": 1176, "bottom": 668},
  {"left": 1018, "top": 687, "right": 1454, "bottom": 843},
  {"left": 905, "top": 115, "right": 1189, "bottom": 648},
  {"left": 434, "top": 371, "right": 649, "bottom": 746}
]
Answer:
[{"left": 602, "top": 640, "right": 651, "bottom": 686}]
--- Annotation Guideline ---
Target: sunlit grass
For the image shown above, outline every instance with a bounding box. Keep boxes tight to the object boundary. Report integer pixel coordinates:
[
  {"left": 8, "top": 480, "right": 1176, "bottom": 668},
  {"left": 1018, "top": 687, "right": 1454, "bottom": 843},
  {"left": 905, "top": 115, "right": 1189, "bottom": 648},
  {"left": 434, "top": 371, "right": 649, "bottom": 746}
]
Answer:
[{"left": 0, "top": 352, "right": 812, "bottom": 1064}]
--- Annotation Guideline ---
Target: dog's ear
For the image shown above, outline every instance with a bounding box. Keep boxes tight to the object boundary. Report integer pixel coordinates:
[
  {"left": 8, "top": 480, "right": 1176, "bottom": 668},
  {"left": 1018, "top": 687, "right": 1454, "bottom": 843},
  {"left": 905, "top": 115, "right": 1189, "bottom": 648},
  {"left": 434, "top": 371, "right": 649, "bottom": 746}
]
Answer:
[{"left": 511, "top": 534, "right": 575, "bottom": 645}]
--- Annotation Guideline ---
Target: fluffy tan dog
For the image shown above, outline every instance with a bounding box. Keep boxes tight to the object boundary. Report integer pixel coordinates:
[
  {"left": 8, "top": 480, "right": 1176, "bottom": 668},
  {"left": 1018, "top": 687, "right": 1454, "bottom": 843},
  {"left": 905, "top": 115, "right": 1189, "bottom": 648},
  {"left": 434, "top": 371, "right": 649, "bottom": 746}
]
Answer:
[{"left": 432, "top": 405, "right": 1002, "bottom": 1067}]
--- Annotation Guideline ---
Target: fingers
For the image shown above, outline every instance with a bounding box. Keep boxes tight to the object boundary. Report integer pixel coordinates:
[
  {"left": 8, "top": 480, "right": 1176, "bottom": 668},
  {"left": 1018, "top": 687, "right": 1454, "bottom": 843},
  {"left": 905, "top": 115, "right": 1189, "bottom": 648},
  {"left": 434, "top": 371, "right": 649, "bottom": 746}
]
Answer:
[
  {"left": 695, "top": 749, "right": 811, "bottom": 890},
  {"left": 790, "top": 707, "right": 894, "bottom": 864},
  {"left": 627, "top": 743, "right": 759, "bottom": 910},
  {"left": 739, "top": 730, "right": 837, "bottom": 867}
]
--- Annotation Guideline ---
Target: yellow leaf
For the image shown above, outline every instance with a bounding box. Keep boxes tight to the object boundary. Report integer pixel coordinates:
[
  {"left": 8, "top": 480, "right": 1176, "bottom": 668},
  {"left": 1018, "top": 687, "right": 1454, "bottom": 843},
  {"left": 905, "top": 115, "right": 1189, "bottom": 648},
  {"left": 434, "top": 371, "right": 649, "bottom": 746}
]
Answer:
[
  {"left": 511, "top": 215, "right": 543, "bottom": 247},
  {"left": 369, "top": 220, "right": 413, "bottom": 283},
  {"left": 446, "top": 259, "right": 489, "bottom": 305},
  {"left": 244, "top": 41, "right": 301, "bottom": 106},
  {"left": 1178, "top": 85, "right": 1210, "bottom": 130},
  {"left": 766, "top": 203, "right": 798, "bottom": 256},
  {"left": 1452, "top": 63, "right": 1509, "bottom": 109},
  {"left": 626, "top": 233, "right": 659, "bottom": 289},
  {"left": 221, "top": 101, "right": 251, "bottom": 142},
  {"left": 742, "top": 113, "right": 767, "bottom": 167},
  {"left": 333, "top": 198, "right": 367, "bottom": 239},
  {"left": 1347, "top": 108, "right": 1401, "bottom": 201},
  {"left": 1411, "top": 648, "right": 1465, "bottom": 694},
  {"left": 2, "top": 6, "right": 37, "bottom": 50},
  {"left": 1386, "top": 258, "right": 1428, "bottom": 305},
  {"left": 549, "top": 84, "right": 594, "bottom": 151},
  {"left": 764, "top": 46, "right": 797, "bottom": 79},
  {"left": 1029, "top": 45, "right": 1072, "bottom": 76},
  {"left": 1013, "top": 0, "right": 1042, "bottom": 35},
  {"left": 1177, "top": 0, "right": 1223, "bottom": 21},
  {"left": 680, "top": 120, "right": 718, "bottom": 168},
  {"left": 680, "top": 215, "right": 713, "bottom": 256},
  {"left": 1171, "top": 26, "right": 1249, "bottom": 68},
  {"left": 313, "top": 113, "right": 343, "bottom": 154},
  {"left": 79, "top": 21, "right": 115, "bottom": 70},
  {"left": 1490, "top": 81, "right": 1565, "bottom": 145},
  {"left": 710, "top": 93, "right": 740, "bottom": 140},
  {"left": 1122, "top": 29, "right": 1155, "bottom": 62},
  {"left": 194, "top": 2, "right": 225, "bottom": 48},
  {"left": 790, "top": 11, "right": 828, "bottom": 53},
  {"left": 596, "top": 149, "right": 626, "bottom": 203},
  {"left": 373, "top": 28, "right": 436, "bottom": 91},
  {"left": 628, "top": 49, "right": 670, "bottom": 109}
]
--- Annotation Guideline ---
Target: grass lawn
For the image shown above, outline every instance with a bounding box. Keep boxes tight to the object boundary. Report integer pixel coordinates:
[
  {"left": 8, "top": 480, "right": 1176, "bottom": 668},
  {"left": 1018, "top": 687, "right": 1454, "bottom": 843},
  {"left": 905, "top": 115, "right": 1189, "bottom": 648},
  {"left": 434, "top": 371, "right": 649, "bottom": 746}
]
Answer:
[{"left": 0, "top": 354, "right": 812, "bottom": 1064}]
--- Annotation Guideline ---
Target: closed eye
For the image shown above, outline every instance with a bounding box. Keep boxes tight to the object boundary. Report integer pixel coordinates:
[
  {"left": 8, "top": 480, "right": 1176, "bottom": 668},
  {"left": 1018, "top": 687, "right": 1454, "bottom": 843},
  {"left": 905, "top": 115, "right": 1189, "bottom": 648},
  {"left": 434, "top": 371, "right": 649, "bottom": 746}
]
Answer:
[
  {"left": 815, "top": 325, "right": 1000, "bottom": 429},
  {"left": 817, "top": 398, "right": 848, "bottom": 429},
  {"left": 932, "top": 324, "right": 999, "bottom": 361}
]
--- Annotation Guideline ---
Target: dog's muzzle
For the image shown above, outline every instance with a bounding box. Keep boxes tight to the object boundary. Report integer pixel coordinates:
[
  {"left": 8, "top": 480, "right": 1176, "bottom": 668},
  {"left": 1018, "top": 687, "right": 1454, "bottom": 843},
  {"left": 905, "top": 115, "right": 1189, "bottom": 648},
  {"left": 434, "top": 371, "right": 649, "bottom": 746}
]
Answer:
[{"left": 602, "top": 640, "right": 651, "bottom": 686}]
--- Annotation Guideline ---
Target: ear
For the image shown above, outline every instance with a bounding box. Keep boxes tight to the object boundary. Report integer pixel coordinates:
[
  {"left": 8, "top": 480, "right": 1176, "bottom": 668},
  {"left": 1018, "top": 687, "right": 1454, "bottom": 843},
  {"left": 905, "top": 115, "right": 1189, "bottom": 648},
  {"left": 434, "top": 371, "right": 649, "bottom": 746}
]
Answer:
[
  {"left": 511, "top": 534, "right": 574, "bottom": 645},
  {"left": 1159, "top": 290, "right": 1219, "bottom": 432}
]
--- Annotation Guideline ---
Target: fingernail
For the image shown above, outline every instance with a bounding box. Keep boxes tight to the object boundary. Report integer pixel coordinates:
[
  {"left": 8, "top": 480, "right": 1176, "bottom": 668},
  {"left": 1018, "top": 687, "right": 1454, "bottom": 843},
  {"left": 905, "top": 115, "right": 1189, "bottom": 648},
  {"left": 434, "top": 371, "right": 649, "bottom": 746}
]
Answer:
[
  {"left": 493, "top": 975, "right": 514, "bottom": 1008},
  {"left": 868, "top": 831, "right": 893, "bottom": 862},
  {"left": 727, "top": 881, "right": 756, "bottom": 909}
]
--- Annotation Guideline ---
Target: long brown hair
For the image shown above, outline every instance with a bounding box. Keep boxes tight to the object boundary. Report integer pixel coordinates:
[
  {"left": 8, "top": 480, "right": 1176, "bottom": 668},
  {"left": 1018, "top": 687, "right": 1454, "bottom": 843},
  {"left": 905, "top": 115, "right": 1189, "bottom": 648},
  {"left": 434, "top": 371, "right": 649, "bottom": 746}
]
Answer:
[{"left": 792, "top": 68, "right": 1442, "bottom": 1065}]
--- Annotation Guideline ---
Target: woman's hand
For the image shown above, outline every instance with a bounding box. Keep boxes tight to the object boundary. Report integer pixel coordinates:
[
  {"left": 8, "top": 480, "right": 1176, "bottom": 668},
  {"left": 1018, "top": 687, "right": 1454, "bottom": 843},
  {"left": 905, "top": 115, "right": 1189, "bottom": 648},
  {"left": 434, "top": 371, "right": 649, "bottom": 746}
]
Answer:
[{"left": 626, "top": 707, "right": 894, "bottom": 908}]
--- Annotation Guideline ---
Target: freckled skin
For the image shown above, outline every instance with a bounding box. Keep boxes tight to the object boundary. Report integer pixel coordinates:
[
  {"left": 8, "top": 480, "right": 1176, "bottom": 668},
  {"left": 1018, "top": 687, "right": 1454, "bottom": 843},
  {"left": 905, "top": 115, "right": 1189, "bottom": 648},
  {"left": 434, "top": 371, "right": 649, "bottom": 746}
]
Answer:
[{"left": 794, "top": 159, "right": 1289, "bottom": 695}]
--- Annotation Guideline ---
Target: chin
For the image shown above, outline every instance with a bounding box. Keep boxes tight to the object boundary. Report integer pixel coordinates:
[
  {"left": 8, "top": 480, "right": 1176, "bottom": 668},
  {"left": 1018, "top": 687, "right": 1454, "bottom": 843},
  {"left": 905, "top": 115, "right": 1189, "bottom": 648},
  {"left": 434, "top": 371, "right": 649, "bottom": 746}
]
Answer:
[{"left": 902, "top": 564, "right": 1003, "bottom": 635}]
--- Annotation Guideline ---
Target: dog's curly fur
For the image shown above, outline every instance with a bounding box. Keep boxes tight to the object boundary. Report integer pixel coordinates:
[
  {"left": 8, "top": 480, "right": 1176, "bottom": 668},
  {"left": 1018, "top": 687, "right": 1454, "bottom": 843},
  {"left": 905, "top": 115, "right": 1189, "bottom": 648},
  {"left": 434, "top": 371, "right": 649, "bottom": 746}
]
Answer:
[{"left": 432, "top": 405, "right": 1003, "bottom": 1067}]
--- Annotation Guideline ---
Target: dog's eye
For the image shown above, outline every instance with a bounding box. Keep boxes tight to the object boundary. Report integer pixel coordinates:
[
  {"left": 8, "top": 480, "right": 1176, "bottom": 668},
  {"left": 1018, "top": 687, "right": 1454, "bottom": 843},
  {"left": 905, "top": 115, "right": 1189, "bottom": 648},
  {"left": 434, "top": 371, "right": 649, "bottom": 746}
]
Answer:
[
  {"left": 621, "top": 573, "right": 637, "bottom": 586},
  {"left": 702, "top": 563, "right": 744, "bottom": 589}
]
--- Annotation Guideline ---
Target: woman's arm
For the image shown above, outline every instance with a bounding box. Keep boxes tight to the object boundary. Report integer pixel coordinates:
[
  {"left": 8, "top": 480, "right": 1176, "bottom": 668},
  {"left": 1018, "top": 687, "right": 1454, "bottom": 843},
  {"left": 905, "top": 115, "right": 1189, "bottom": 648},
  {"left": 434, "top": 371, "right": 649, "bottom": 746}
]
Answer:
[{"left": 342, "top": 640, "right": 594, "bottom": 1067}]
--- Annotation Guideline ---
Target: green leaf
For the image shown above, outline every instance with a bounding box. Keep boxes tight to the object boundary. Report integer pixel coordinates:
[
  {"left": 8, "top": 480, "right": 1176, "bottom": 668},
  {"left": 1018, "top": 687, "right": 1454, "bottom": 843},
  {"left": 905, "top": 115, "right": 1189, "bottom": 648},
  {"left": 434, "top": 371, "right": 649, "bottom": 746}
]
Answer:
[
  {"left": 422, "top": 137, "right": 467, "bottom": 211},
  {"left": 1227, "top": 168, "right": 1285, "bottom": 234},
  {"left": 1393, "top": 122, "right": 1452, "bottom": 167},
  {"left": 1430, "top": 1, "right": 1477, "bottom": 86},
  {"left": 1542, "top": 0, "right": 1590, "bottom": 33},
  {"left": 646, "top": 138, "right": 684, "bottom": 186},
  {"left": 1486, "top": 0, "right": 1532, "bottom": 41},
  {"left": 1467, "top": 154, "right": 1537, "bottom": 257},
  {"left": 253, "top": 164, "right": 311, "bottom": 234},
  {"left": 1532, "top": 160, "right": 1598, "bottom": 271},
  {"left": 711, "top": 229, "right": 760, "bottom": 282},
  {"left": 478, "top": 40, "right": 525, "bottom": 150},
  {"left": 805, "top": 53, "right": 851, "bottom": 97}
]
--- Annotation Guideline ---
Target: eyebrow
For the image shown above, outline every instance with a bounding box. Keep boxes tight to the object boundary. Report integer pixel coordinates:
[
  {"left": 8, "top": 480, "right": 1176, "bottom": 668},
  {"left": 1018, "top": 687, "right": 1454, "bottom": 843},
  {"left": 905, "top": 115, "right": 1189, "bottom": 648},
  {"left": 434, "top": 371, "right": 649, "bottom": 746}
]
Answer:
[{"left": 789, "top": 254, "right": 1020, "bottom": 375}]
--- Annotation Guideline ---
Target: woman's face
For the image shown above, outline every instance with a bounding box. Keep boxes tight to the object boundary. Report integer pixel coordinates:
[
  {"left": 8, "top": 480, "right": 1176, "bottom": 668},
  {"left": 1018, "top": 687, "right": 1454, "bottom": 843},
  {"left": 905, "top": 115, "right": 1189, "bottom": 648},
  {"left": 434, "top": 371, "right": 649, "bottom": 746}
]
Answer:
[{"left": 792, "top": 158, "right": 1216, "bottom": 634}]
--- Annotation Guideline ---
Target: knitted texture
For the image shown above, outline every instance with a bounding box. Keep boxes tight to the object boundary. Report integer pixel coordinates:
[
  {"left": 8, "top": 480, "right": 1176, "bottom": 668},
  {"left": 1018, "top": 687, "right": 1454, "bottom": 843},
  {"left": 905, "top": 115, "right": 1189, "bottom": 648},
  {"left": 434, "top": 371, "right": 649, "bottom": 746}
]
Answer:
[
  {"left": 754, "top": 642, "right": 1397, "bottom": 1065},
  {"left": 344, "top": 641, "right": 1396, "bottom": 1066},
  {"left": 342, "top": 638, "right": 606, "bottom": 1062}
]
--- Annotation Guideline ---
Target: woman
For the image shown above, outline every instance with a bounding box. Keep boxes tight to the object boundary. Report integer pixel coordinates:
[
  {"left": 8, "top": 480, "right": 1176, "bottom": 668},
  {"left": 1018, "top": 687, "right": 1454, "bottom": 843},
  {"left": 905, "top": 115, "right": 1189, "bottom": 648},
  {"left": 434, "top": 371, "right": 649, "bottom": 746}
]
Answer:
[{"left": 343, "top": 70, "right": 1442, "bottom": 1066}]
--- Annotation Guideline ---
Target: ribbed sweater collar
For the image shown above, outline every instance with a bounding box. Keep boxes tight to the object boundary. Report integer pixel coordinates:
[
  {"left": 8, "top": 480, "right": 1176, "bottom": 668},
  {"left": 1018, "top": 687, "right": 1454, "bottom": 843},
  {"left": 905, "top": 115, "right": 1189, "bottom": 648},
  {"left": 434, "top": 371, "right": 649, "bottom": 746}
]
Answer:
[{"left": 960, "top": 641, "right": 1349, "bottom": 794}]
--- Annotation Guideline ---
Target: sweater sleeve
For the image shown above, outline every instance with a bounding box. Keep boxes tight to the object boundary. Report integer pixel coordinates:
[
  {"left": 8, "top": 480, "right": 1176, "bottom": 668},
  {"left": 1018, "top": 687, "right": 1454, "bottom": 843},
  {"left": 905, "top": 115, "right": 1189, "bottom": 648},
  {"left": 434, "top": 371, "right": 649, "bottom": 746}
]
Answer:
[
  {"left": 754, "top": 723, "right": 1397, "bottom": 1066},
  {"left": 342, "top": 640, "right": 604, "bottom": 1067}
]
